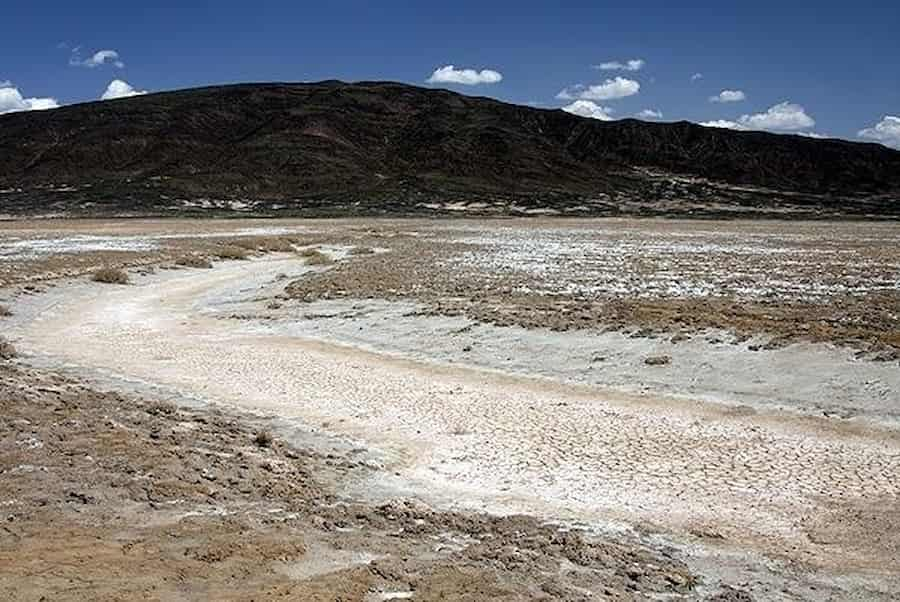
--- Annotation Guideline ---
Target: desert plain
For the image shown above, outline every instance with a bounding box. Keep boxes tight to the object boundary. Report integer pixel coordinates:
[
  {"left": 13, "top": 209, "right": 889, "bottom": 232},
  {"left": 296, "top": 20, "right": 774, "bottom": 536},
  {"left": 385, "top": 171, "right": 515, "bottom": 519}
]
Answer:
[{"left": 1, "top": 217, "right": 898, "bottom": 601}]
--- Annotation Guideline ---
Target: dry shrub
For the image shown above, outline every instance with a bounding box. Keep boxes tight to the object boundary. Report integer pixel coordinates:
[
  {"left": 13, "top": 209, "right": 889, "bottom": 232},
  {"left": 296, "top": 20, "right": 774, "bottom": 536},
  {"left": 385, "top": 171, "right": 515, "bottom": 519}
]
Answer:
[
  {"left": 92, "top": 267, "right": 129, "bottom": 284},
  {"left": 215, "top": 246, "right": 250, "bottom": 260},
  {"left": 254, "top": 430, "right": 273, "bottom": 448},
  {"left": 644, "top": 355, "right": 672, "bottom": 366},
  {"left": 176, "top": 254, "right": 213, "bottom": 269},
  {"left": 0, "top": 337, "right": 16, "bottom": 360},
  {"left": 258, "top": 237, "right": 297, "bottom": 253},
  {"left": 298, "top": 247, "right": 332, "bottom": 266},
  {"left": 0, "top": 304, "right": 11, "bottom": 317}
]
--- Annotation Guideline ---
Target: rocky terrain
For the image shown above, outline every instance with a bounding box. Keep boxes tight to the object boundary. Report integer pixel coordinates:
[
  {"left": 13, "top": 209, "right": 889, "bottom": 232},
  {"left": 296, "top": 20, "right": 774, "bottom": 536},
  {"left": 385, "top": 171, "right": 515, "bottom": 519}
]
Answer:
[{"left": 1, "top": 82, "right": 899, "bottom": 218}]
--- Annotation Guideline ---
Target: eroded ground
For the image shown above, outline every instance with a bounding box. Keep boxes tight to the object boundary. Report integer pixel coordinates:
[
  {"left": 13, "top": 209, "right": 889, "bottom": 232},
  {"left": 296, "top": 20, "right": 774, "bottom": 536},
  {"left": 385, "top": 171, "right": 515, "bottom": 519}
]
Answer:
[
  {"left": 3, "top": 364, "right": 703, "bottom": 601},
  {"left": 1, "top": 218, "right": 899, "bottom": 601},
  {"left": 286, "top": 220, "right": 900, "bottom": 358}
]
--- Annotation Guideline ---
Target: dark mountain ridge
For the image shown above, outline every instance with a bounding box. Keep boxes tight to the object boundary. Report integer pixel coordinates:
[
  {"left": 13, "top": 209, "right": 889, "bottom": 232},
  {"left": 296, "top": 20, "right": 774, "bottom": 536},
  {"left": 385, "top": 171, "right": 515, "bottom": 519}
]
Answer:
[{"left": 1, "top": 81, "right": 898, "bottom": 218}]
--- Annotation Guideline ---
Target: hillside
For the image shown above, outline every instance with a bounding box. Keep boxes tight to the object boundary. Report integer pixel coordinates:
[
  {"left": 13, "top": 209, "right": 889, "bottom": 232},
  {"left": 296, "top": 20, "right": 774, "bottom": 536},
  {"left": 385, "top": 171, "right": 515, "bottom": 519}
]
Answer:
[{"left": 1, "top": 81, "right": 899, "bottom": 218}]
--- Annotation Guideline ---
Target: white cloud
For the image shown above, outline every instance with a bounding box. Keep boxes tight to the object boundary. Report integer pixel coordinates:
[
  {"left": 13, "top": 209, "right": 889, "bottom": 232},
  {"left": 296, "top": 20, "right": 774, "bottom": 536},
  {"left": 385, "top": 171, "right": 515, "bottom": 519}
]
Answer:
[
  {"left": 594, "top": 59, "right": 645, "bottom": 72},
  {"left": 636, "top": 109, "right": 663, "bottom": 119},
  {"left": 70, "top": 49, "right": 124, "bottom": 69},
  {"left": 709, "top": 89, "right": 746, "bottom": 103},
  {"left": 561, "top": 100, "right": 615, "bottom": 121},
  {"left": 22, "top": 97, "right": 60, "bottom": 111},
  {"left": 739, "top": 102, "right": 814, "bottom": 131},
  {"left": 557, "top": 77, "right": 640, "bottom": 101},
  {"left": 700, "top": 119, "right": 748, "bottom": 130},
  {"left": 858, "top": 116, "right": 900, "bottom": 149},
  {"left": 101, "top": 79, "right": 147, "bottom": 100},
  {"left": 701, "top": 102, "right": 816, "bottom": 133},
  {"left": 0, "top": 85, "right": 60, "bottom": 114},
  {"left": 796, "top": 131, "right": 829, "bottom": 139},
  {"left": 690, "top": 73, "right": 704, "bottom": 82},
  {"left": 426, "top": 65, "right": 502, "bottom": 85}
]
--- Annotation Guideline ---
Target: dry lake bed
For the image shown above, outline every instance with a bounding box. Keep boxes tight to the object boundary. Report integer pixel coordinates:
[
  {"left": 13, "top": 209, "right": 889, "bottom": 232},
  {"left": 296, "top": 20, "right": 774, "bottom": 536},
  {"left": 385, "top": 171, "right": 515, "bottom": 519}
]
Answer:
[{"left": 1, "top": 218, "right": 898, "bottom": 601}]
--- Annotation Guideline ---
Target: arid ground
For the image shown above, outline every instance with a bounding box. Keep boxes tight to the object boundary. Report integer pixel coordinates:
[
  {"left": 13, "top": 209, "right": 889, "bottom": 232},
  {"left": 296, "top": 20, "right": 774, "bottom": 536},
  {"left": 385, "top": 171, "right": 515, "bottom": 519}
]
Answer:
[{"left": 1, "top": 218, "right": 898, "bottom": 601}]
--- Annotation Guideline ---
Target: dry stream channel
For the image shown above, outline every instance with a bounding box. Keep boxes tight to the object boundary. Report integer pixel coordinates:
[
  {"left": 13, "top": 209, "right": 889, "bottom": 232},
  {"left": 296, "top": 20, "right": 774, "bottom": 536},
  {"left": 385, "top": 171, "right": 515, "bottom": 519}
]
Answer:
[{"left": 2, "top": 218, "right": 899, "bottom": 600}]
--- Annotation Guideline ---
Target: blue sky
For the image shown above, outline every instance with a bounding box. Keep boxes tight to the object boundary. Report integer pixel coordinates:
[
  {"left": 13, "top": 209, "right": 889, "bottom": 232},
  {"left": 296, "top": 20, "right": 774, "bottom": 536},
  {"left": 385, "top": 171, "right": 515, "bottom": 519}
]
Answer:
[{"left": 2, "top": 1, "right": 899, "bottom": 147}]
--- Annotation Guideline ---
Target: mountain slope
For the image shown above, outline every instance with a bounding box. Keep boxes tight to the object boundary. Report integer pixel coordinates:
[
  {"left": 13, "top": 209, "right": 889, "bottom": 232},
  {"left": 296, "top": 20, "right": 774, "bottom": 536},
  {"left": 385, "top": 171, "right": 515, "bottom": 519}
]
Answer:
[{"left": 1, "top": 81, "right": 898, "bottom": 217}]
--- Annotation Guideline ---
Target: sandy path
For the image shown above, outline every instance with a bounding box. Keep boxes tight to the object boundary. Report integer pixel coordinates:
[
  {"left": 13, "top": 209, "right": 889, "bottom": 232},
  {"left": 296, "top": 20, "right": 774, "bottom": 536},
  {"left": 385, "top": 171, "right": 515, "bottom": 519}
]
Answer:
[{"left": 17, "top": 256, "right": 900, "bottom": 573}]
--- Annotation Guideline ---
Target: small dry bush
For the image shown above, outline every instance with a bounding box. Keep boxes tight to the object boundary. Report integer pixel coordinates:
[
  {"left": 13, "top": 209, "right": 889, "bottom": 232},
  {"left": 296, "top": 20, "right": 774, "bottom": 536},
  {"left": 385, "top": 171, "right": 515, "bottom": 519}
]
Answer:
[
  {"left": 258, "top": 237, "right": 298, "bottom": 253},
  {"left": 644, "top": 354, "right": 672, "bottom": 366},
  {"left": 176, "top": 255, "right": 213, "bottom": 269},
  {"left": 254, "top": 430, "right": 273, "bottom": 448},
  {"left": 214, "top": 246, "right": 250, "bottom": 260},
  {"left": 92, "top": 267, "right": 129, "bottom": 284},
  {"left": 298, "top": 247, "right": 333, "bottom": 265},
  {"left": 0, "top": 337, "right": 16, "bottom": 360},
  {"left": 0, "top": 304, "right": 11, "bottom": 317}
]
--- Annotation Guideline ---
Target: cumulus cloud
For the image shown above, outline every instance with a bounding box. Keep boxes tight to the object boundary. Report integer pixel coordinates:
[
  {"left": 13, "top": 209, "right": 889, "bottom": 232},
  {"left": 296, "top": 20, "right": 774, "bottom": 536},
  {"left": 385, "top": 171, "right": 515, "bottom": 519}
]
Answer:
[
  {"left": 636, "top": 109, "right": 663, "bottom": 120},
  {"left": 699, "top": 119, "right": 748, "bottom": 130},
  {"left": 22, "top": 97, "right": 60, "bottom": 111},
  {"left": 701, "top": 102, "right": 816, "bottom": 133},
  {"left": 0, "top": 84, "right": 60, "bottom": 114},
  {"left": 858, "top": 116, "right": 900, "bottom": 149},
  {"left": 594, "top": 59, "right": 645, "bottom": 72},
  {"left": 426, "top": 65, "right": 503, "bottom": 85},
  {"left": 709, "top": 89, "right": 746, "bottom": 103},
  {"left": 690, "top": 73, "right": 704, "bottom": 82},
  {"left": 561, "top": 100, "right": 615, "bottom": 121},
  {"left": 739, "top": 102, "right": 814, "bottom": 131},
  {"left": 557, "top": 77, "right": 640, "bottom": 101},
  {"left": 101, "top": 79, "right": 147, "bottom": 100},
  {"left": 70, "top": 49, "right": 124, "bottom": 69}
]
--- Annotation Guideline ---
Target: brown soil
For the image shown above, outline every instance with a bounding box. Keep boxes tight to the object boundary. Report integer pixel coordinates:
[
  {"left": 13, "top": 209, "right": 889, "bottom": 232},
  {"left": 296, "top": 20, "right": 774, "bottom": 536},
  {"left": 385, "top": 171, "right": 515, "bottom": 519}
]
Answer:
[
  {"left": 0, "top": 220, "right": 331, "bottom": 288},
  {"left": 0, "top": 363, "right": 706, "bottom": 601},
  {"left": 282, "top": 224, "right": 900, "bottom": 359},
  {"left": 3, "top": 219, "right": 897, "bottom": 361}
]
